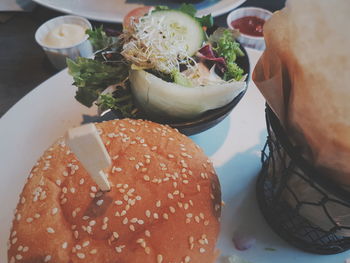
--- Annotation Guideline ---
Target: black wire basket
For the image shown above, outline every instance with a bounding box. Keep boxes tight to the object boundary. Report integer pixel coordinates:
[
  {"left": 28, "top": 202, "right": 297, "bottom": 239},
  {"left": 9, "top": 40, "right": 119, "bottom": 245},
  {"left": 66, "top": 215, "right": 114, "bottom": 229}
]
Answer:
[{"left": 256, "top": 105, "right": 350, "bottom": 254}]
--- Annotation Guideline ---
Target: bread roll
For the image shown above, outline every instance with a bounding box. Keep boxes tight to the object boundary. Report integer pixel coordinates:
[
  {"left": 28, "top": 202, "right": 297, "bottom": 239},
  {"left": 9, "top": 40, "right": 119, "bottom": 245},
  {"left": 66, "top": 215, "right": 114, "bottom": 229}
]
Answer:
[{"left": 8, "top": 119, "right": 221, "bottom": 263}]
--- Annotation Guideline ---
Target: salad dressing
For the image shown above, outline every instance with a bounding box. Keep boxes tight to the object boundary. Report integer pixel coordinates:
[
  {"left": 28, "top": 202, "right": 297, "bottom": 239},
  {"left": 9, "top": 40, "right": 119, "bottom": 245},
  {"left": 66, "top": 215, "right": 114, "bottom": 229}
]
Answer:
[{"left": 43, "top": 23, "right": 87, "bottom": 48}]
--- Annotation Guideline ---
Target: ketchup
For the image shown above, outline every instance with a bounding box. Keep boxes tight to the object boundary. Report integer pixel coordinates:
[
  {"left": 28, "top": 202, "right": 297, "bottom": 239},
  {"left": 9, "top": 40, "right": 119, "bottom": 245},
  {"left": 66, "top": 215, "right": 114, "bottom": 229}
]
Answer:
[{"left": 231, "top": 16, "right": 265, "bottom": 37}]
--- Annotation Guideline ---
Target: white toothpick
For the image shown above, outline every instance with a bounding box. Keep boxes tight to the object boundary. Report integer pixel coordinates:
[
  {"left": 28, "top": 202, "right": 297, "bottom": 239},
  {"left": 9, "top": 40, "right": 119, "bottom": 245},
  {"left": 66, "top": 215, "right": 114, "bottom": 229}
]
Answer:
[{"left": 66, "top": 123, "right": 111, "bottom": 191}]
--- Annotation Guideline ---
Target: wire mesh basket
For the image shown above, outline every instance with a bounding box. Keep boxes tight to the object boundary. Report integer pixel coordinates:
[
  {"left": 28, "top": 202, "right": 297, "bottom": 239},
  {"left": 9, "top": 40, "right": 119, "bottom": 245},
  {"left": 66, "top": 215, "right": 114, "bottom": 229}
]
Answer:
[{"left": 256, "top": 106, "right": 350, "bottom": 254}]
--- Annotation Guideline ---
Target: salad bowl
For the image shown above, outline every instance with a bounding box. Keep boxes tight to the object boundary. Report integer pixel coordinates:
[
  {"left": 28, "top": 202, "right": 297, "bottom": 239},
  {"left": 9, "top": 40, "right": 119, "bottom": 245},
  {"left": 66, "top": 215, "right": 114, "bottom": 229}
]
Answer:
[
  {"left": 68, "top": 5, "right": 251, "bottom": 136},
  {"left": 135, "top": 43, "right": 250, "bottom": 136}
]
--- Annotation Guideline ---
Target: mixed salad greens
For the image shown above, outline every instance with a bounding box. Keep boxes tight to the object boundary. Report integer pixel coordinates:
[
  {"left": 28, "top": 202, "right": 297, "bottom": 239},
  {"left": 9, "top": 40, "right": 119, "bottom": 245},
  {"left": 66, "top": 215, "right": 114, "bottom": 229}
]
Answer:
[{"left": 67, "top": 4, "right": 246, "bottom": 120}]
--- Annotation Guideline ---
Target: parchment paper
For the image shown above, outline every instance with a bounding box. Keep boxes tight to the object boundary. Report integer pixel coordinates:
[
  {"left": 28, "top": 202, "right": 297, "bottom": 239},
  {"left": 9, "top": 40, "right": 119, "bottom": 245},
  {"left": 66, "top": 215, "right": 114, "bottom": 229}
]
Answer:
[{"left": 253, "top": 0, "right": 350, "bottom": 186}]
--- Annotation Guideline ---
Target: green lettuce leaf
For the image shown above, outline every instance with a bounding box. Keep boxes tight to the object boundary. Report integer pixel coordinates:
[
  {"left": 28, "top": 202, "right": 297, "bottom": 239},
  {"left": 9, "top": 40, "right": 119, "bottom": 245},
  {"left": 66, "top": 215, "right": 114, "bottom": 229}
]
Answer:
[
  {"left": 196, "top": 14, "right": 214, "bottom": 28},
  {"left": 67, "top": 57, "right": 129, "bottom": 107},
  {"left": 178, "top": 3, "right": 197, "bottom": 17},
  {"left": 86, "top": 26, "right": 112, "bottom": 52},
  {"left": 211, "top": 28, "right": 245, "bottom": 81}
]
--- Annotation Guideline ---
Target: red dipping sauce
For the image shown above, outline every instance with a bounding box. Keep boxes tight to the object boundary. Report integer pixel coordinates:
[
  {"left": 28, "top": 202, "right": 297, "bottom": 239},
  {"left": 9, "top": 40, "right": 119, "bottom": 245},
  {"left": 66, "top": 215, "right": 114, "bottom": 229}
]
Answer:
[{"left": 231, "top": 16, "right": 265, "bottom": 37}]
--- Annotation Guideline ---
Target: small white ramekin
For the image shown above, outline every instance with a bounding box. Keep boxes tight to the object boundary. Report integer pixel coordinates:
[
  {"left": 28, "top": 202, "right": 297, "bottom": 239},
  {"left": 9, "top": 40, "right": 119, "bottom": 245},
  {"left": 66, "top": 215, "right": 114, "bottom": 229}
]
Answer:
[
  {"left": 227, "top": 7, "right": 272, "bottom": 50},
  {"left": 35, "top": 15, "right": 93, "bottom": 70}
]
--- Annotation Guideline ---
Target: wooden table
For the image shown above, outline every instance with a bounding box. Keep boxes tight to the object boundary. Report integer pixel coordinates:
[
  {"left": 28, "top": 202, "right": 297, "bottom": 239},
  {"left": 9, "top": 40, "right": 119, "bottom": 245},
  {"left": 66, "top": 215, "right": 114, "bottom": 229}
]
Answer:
[{"left": 0, "top": 0, "right": 285, "bottom": 117}]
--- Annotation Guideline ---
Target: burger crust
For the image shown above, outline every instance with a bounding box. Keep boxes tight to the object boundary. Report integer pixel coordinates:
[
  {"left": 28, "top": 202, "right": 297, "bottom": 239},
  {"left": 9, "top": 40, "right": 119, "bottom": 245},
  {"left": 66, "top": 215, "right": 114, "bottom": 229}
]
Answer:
[{"left": 8, "top": 119, "right": 221, "bottom": 263}]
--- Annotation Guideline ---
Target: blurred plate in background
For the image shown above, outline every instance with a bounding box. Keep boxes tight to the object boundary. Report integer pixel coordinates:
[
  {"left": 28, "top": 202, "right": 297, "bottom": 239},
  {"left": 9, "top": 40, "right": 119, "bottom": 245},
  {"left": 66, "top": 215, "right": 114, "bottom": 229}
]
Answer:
[{"left": 32, "top": 0, "right": 247, "bottom": 23}]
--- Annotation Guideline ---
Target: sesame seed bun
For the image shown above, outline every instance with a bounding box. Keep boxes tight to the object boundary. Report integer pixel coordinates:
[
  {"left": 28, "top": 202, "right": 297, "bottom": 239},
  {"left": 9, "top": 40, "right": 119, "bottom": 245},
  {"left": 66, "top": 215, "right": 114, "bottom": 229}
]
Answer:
[{"left": 8, "top": 119, "right": 221, "bottom": 263}]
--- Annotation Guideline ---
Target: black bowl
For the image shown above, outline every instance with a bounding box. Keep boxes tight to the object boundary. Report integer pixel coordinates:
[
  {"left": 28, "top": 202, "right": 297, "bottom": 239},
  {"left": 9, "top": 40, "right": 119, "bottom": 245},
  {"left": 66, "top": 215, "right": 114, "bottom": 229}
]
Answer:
[
  {"left": 155, "top": 44, "right": 250, "bottom": 136},
  {"left": 105, "top": 43, "right": 250, "bottom": 136}
]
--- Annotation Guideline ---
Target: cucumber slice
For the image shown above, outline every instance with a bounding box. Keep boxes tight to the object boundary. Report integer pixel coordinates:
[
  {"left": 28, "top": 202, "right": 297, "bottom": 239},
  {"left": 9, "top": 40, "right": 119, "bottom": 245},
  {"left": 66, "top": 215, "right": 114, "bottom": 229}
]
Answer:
[{"left": 149, "top": 10, "right": 204, "bottom": 56}]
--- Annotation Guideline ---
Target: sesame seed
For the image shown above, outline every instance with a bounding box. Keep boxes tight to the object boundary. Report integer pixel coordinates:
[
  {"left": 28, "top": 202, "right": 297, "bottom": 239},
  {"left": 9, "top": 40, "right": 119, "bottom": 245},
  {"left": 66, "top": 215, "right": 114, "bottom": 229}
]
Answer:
[
  {"left": 77, "top": 253, "right": 85, "bottom": 259},
  {"left": 62, "top": 242, "right": 68, "bottom": 249},
  {"left": 44, "top": 255, "right": 51, "bottom": 262},
  {"left": 122, "top": 218, "right": 128, "bottom": 224},
  {"left": 91, "top": 186, "right": 97, "bottom": 192},
  {"left": 34, "top": 213, "right": 40, "bottom": 219},
  {"left": 102, "top": 224, "right": 108, "bottom": 230},
  {"left": 22, "top": 246, "right": 29, "bottom": 252},
  {"left": 129, "top": 225, "right": 135, "bottom": 231},
  {"left": 157, "top": 254, "right": 163, "bottom": 263},
  {"left": 115, "top": 245, "right": 125, "bottom": 253},
  {"left": 60, "top": 198, "right": 67, "bottom": 205},
  {"left": 167, "top": 193, "right": 174, "bottom": 199},
  {"left": 137, "top": 238, "right": 144, "bottom": 244},
  {"left": 156, "top": 200, "right": 161, "bottom": 207},
  {"left": 89, "top": 220, "right": 96, "bottom": 226},
  {"left": 112, "top": 167, "right": 123, "bottom": 173},
  {"left": 15, "top": 254, "right": 23, "bottom": 260},
  {"left": 145, "top": 230, "right": 151, "bottom": 237},
  {"left": 113, "top": 232, "right": 119, "bottom": 239},
  {"left": 82, "top": 216, "right": 90, "bottom": 220},
  {"left": 138, "top": 219, "right": 144, "bottom": 225},
  {"left": 195, "top": 216, "right": 200, "bottom": 223},
  {"left": 145, "top": 247, "right": 151, "bottom": 254},
  {"left": 163, "top": 213, "right": 169, "bottom": 220},
  {"left": 17, "top": 245, "right": 23, "bottom": 251},
  {"left": 90, "top": 193, "right": 95, "bottom": 198},
  {"left": 90, "top": 249, "right": 97, "bottom": 254},
  {"left": 185, "top": 256, "right": 191, "bottom": 263},
  {"left": 169, "top": 206, "right": 176, "bottom": 213},
  {"left": 145, "top": 210, "right": 151, "bottom": 218},
  {"left": 11, "top": 238, "right": 18, "bottom": 244},
  {"left": 96, "top": 199, "right": 104, "bottom": 206},
  {"left": 79, "top": 178, "right": 85, "bottom": 185},
  {"left": 153, "top": 213, "right": 159, "bottom": 219},
  {"left": 143, "top": 175, "right": 150, "bottom": 181},
  {"left": 200, "top": 248, "right": 206, "bottom": 253},
  {"left": 83, "top": 241, "right": 90, "bottom": 247},
  {"left": 186, "top": 213, "right": 193, "bottom": 218},
  {"left": 47, "top": 227, "right": 55, "bottom": 234},
  {"left": 26, "top": 217, "right": 33, "bottom": 223}
]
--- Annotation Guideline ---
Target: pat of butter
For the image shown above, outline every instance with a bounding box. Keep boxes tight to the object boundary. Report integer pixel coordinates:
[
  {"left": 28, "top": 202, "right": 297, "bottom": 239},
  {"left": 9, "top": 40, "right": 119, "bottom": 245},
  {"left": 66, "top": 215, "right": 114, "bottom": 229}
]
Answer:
[
  {"left": 66, "top": 124, "right": 111, "bottom": 191},
  {"left": 43, "top": 23, "right": 87, "bottom": 48}
]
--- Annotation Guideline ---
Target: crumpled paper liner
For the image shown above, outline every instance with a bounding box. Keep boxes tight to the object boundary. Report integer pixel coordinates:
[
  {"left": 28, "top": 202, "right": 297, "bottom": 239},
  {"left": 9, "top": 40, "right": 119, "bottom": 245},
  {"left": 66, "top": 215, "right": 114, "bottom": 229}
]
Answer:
[{"left": 253, "top": 0, "right": 350, "bottom": 186}]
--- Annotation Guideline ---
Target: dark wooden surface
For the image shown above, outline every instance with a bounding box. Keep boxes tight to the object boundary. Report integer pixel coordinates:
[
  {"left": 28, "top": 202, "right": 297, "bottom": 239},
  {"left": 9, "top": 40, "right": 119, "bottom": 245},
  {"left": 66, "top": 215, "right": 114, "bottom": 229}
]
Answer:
[{"left": 0, "top": 0, "right": 285, "bottom": 117}]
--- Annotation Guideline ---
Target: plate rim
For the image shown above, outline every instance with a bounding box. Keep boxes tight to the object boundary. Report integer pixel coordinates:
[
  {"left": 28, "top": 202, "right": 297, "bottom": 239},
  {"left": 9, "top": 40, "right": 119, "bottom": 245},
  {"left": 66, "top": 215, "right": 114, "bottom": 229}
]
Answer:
[{"left": 31, "top": 0, "right": 247, "bottom": 23}]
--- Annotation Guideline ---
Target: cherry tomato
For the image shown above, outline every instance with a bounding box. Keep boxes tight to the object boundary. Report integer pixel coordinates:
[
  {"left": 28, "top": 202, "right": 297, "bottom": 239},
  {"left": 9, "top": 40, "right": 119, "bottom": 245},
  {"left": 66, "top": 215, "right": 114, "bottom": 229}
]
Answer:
[{"left": 123, "top": 6, "right": 153, "bottom": 30}]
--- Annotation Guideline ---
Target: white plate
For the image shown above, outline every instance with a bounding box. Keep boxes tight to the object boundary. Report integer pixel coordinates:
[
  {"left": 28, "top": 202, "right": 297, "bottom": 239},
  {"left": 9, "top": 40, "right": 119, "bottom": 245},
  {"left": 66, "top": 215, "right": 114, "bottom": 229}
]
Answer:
[
  {"left": 0, "top": 49, "right": 348, "bottom": 263},
  {"left": 32, "top": 0, "right": 247, "bottom": 23}
]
